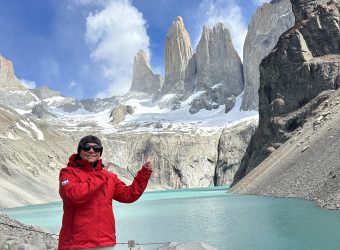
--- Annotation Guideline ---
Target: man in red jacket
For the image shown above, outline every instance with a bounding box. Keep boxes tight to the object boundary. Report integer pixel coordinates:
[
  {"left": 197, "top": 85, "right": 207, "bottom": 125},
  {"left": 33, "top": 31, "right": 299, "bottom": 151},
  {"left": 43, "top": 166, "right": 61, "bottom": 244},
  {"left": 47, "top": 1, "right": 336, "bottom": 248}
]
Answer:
[{"left": 58, "top": 135, "right": 152, "bottom": 250}]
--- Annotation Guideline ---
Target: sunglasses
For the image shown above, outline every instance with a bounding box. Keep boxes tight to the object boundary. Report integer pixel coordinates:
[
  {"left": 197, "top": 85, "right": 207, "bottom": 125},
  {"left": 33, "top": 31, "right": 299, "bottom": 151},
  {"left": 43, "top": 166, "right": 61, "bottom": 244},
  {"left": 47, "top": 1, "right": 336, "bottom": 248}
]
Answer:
[{"left": 80, "top": 144, "right": 102, "bottom": 153}]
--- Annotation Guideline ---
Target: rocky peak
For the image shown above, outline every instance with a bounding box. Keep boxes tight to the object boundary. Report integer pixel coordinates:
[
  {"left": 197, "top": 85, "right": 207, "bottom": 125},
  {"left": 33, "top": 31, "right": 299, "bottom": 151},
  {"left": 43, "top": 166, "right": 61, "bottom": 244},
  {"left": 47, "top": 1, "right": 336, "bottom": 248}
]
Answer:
[
  {"left": 160, "top": 16, "right": 193, "bottom": 95},
  {"left": 130, "top": 49, "right": 162, "bottom": 95},
  {"left": 241, "top": 0, "right": 295, "bottom": 111},
  {"left": 30, "top": 85, "right": 62, "bottom": 100},
  {"left": 192, "top": 22, "right": 243, "bottom": 112},
  {"left": 233, "top": 0, "right": 340, "bottom": 185},
  {"left": 290, "top": 0, "right": 326, "bottom": 20},
  {"left": 0, "top": 55, "right": 26, "bottom": 91},
  {"left": 196, "top": 22, "right": 242, "bottom": 91}
]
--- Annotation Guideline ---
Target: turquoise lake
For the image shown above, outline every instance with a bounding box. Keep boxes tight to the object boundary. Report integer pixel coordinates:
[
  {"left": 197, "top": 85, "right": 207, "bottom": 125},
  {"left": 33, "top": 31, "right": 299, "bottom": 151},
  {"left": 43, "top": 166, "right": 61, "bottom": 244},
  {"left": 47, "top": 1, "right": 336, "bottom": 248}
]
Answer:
[{"left": 2, "top": 187, "right": 340, "bottom": 250}]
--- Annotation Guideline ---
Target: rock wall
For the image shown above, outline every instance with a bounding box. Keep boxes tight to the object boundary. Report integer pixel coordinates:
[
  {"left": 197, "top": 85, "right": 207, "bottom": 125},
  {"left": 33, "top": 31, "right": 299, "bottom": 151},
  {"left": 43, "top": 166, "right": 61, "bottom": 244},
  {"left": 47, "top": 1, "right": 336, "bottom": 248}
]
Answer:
[
  {"left": 231, "top": 89, "right": 340, "bottom": 209},
  {"left": 0, "top": 55, "right": 37, "bottom": 108},
  {"left": 215, "top": 119, "right": 257, "bottom": 186},
  {"left": 0, "top": 55, "right": 26, "bottom": 91},
  {"left": 193, "top": 23, "right": 243, "bottom": 111},
  {"left": 104, "top": 121, "right": 256, "bottom": 189},
  {"left": 161, "top": 16, "right": 193, "bottom": 95},
  {"left": 130, "top": 49, "right": 163, "bottom": 94},
  {"left": 196, "top": 24, "right": 243, "bottom": 96},
  {"left": 233, "top": 0, "right": 340, "bottom": 185},
  {"left": 241, "top": 0, "right": 295, "bottom": 111}
]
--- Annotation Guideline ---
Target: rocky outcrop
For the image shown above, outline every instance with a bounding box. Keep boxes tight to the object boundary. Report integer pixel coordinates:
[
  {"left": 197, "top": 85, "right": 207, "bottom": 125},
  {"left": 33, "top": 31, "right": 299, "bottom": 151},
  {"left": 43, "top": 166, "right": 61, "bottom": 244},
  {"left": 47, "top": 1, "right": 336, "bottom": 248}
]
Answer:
[
  {"left": 30, "top": 85, "right": 61, "bottom": 100},
  {"left": 105, "top": 132, "right": 220, "bottom": 188},
  {"left": 231, "top": 89, "right": 340, "bottom": 209},
  {"left": 215, "top": 120, "right": 257, "bottom": 186},
  {"left": 241, "top": 0, "right": 295, "bottom": 111},
  {"left": 0, "top": 55, "right": 26, "bottom": 91},
  {"left": 130, "top": 50, "right": 163, "bottom": 94},
  {"left": 110, "top": 105, "right": 134, "bottom": 125},
  {"left": 0, "top": 55, "right": 37, "bottom": 109},
  {"left": 224, "top": 95, "right": 236, "bottom": 113},
  {"left": 0, "top": 213, "right": 57, "bottom": 249},
  {"left": 195, "top": 23, "right": 243, "bottom": 109},
  {"left": 161, "top": 16, "right": 193, "bottom": 95},
  {"left": 80, "top": 96, "right": 119, "bottom": 113},
  {"left": 103, "top": 119, "right": 257, "bottom": 189},
  {"left": 31, "top": 102, "right": 56, "bottom": 119},
  {"left": 233, "top": 0, "right": 340, "bottom": 185}
]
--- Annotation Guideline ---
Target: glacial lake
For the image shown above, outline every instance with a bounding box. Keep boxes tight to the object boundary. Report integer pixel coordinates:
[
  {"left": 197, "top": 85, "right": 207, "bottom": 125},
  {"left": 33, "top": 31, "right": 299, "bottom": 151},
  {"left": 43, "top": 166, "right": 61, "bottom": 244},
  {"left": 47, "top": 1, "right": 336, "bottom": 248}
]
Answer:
[{"left": 2, "top": 186, "right": 340, "bottom": 250}]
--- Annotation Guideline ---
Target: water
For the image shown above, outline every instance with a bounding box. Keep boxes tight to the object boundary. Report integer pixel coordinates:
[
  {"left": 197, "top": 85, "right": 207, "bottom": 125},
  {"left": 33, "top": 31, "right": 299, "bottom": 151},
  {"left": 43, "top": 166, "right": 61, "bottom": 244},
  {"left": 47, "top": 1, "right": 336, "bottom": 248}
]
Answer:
[{"left": 2, "top": 187, "right": 340, "bottom": 250}]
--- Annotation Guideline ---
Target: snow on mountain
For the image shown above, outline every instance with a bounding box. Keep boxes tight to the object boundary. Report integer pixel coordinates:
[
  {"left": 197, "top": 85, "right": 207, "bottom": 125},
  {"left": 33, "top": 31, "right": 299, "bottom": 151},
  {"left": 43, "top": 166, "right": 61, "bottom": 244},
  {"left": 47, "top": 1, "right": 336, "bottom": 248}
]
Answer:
[{"left": 43, "top": 92, "right": 258, "bottom": 135}]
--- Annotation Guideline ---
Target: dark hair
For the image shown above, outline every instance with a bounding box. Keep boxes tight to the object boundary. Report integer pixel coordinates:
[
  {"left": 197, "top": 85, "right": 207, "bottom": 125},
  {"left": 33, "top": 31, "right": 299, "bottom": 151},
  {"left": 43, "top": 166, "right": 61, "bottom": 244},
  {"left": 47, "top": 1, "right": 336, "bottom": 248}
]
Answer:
[{"left": 77, "top": 135, "right": 103, "bottom": 156}]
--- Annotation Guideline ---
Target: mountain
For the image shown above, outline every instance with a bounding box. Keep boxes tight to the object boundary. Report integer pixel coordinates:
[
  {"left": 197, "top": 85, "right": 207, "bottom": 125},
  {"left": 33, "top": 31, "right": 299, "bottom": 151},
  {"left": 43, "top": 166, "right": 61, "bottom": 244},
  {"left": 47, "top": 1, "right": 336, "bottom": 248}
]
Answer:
[
  {"left": 241, "top": 0, "right": 295, "bottom": 111},
  {"left": 130, "top": 49, "right": 163, "bottom": 94},
  {"left": 191, "top": 23, "right": 243, "bottom": 114},
  {"left": 0, "top": 55, "right": 38, "bottom": 109},
  {"left": 231, "top": 0, "right": 340, "bottom": 209},
  {"left": 161, "top": 16, "right": 193, "bottom": 96},
  {"left": 0, "top": 53, "right": 258, "bottom": 208},
  {"left": 157, "top": 18, "right": 244, "bottom": 114},
  {"left": 0, "top": 55, "right": 26, "bottom": 91}
]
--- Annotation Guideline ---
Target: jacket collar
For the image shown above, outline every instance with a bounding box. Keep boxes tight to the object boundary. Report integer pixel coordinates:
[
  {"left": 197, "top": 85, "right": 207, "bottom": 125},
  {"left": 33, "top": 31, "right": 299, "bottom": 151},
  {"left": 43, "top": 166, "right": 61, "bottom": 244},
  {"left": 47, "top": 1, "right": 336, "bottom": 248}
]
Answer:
[{"left": 67, "top": 153, "right": 104, "bottom": 171}]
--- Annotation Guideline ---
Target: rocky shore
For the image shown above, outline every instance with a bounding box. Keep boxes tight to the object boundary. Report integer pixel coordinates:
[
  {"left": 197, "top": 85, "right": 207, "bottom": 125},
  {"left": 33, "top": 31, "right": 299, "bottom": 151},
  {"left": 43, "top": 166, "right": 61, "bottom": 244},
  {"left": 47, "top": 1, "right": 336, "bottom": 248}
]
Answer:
[{"left": 0, "top": 213, "right": 57, "bottom": 250}]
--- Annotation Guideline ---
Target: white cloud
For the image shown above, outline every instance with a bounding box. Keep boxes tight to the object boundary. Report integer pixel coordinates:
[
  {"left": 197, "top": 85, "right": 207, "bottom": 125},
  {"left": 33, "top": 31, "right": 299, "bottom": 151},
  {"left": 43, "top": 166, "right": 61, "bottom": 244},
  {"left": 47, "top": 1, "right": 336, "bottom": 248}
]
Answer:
[
  {"left": 194, "top": 0, "right": 248, "bottom": 60},
  {"left": 20, "top": 79, "right": 36, "bottom": 89},
  {"left": 85, "top": 0, "right": 149, "bottom": 97},
  {"left": 252, "top": 0, "right": 271, "bottom": 6}
]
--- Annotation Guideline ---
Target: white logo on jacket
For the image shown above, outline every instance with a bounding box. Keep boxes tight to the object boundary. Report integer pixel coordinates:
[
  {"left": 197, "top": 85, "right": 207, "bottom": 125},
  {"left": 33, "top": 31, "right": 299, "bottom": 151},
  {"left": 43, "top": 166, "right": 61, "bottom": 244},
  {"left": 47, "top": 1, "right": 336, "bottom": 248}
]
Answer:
[{"left": 61, "top": 180, "right": 69, "bottom": 186}]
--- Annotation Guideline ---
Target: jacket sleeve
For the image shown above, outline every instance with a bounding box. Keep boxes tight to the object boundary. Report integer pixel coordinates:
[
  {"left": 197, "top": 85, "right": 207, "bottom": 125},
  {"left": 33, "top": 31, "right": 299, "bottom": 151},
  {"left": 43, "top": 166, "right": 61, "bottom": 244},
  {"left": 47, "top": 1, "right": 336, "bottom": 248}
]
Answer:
[
  {"left": 112, "top": 167, "right": 152, "bottom": 203},
  {"left": 59, "top": 168, "right": 107, "bottom": 205}
]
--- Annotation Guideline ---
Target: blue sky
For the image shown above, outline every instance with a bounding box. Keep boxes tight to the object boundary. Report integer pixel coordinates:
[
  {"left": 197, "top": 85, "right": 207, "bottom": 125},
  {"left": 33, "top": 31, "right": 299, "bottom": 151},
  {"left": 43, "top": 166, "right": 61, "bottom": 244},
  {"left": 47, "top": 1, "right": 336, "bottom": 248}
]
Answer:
[{"left": 0, "top": 0, "right": 270, "bottom": 99}]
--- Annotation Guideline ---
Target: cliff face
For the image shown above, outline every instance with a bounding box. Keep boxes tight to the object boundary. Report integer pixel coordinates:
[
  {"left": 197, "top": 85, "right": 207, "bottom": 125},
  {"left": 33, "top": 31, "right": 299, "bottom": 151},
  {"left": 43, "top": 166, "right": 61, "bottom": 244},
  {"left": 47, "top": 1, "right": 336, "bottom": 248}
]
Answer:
[
  {"left": 0, "top": 55, "right": 37, "bottom": 108},
  {"left": 215, "top": 120, "right": 257, "bottom": 186},
  {"left": 231, "top": 89, "right": 340, "bottom": 209},
  {"left": 233, "top": 0, "right": 339, "bottom": 185},
  {"left": 130, "top": 49, "right": 163, "bottom": 94},
  {"left": 158, "top": 18, "right": 244, "bottom": 113},
  {"left": 241, "top": 0, "right": 295, "bottom": 111},
  {"left": 191, "top": 23, "right": 243, "bottom": 112},
  {"left": 0, "top": 55, "right": 26, "bottom": 91},
  {"left": 161, "top": 16, "right": 193, "bottom": 95}
]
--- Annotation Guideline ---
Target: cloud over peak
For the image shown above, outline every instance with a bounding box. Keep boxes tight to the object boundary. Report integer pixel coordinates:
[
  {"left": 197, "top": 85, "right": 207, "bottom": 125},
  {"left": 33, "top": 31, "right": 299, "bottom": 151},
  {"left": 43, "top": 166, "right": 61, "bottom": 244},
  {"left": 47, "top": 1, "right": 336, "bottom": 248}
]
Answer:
[{"left": 85, "top": 0, "right": 150, "bottom": 97}]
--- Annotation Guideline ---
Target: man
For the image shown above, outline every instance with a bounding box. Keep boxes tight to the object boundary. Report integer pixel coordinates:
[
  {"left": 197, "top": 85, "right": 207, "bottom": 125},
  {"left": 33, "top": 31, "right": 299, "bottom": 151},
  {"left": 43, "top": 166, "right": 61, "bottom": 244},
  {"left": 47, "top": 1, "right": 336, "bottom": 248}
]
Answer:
[{"left": 58, "top": 135, "right": 152, "bottom": 249}]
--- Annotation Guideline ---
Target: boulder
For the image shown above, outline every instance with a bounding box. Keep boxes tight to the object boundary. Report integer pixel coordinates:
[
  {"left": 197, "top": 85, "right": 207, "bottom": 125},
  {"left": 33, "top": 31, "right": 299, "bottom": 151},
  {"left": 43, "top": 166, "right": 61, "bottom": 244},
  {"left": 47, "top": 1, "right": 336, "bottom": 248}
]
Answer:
[
  {"left": 224, "top": 95, "right": 236, "bottom": 113},
  {"left": 110, "top": 105, "right": 134, "bottom": 125}
]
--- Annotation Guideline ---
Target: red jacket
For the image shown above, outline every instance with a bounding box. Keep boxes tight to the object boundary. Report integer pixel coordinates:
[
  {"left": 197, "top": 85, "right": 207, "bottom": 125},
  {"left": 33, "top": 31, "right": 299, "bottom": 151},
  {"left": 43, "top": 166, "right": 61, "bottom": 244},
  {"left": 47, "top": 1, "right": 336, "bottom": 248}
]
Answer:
[{"left": 58, "top": 154, "right": 152, "bottom": 249}]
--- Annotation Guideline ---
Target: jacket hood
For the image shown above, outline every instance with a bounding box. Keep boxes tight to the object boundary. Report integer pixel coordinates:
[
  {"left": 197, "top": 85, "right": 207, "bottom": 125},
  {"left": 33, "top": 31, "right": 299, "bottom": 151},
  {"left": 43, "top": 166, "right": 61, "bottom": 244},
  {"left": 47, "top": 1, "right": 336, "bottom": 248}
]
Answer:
[{"left": 67, "top": 153, "right": 104, "bottom": 171}]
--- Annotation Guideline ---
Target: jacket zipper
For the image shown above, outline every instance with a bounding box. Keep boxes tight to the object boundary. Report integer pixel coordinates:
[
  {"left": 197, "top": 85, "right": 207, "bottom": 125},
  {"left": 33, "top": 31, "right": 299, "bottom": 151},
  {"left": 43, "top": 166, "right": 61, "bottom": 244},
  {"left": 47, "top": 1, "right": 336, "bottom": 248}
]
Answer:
[{"left": 96, "top": 168, "right": 100, "bottom": 247}]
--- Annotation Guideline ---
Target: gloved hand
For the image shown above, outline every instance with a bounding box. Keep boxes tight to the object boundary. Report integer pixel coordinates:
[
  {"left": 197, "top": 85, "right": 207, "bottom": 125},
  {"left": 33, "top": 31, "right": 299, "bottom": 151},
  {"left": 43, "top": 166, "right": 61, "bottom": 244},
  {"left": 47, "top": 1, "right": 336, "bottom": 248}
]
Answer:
[{"left": 142, "top": 160, "right": 152, "bottom": 171}]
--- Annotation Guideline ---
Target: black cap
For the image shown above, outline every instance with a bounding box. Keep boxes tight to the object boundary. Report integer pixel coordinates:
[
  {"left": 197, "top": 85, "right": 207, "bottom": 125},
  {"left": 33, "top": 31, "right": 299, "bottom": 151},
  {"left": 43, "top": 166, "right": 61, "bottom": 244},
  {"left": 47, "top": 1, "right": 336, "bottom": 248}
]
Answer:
[{"left": 77, "top": 135, "right": 103, "bottom": 156}]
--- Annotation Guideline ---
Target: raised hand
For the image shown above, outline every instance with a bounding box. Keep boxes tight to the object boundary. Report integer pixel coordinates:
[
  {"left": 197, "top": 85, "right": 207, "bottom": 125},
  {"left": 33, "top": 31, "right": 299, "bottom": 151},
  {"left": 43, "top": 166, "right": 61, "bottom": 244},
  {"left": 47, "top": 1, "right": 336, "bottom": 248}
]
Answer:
[{"left": 142, "top": 154, "right": 152, "bottom": 171}]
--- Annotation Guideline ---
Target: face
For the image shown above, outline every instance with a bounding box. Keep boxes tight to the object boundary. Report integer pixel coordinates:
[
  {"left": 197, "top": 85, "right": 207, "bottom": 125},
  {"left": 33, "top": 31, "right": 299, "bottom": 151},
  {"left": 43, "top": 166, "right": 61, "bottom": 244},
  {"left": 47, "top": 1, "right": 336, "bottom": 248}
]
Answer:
[{"left": 79, "top": 143, "right": 101, "bottom": 163}]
